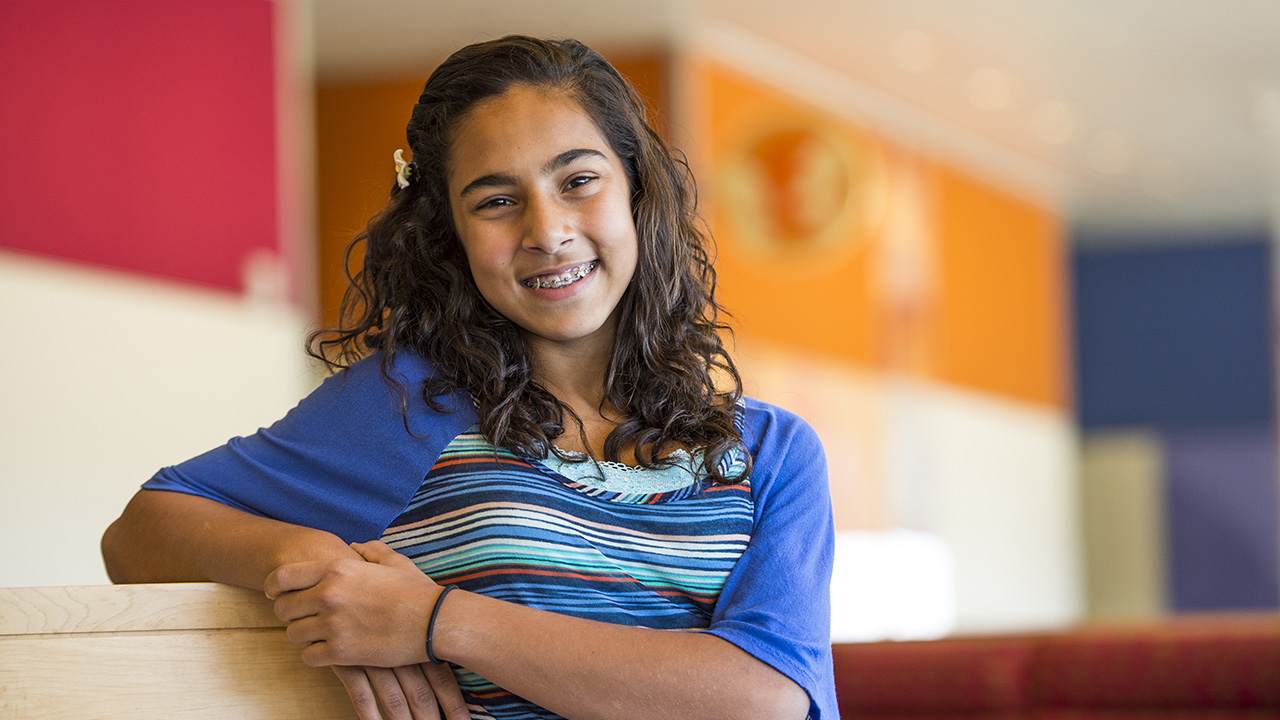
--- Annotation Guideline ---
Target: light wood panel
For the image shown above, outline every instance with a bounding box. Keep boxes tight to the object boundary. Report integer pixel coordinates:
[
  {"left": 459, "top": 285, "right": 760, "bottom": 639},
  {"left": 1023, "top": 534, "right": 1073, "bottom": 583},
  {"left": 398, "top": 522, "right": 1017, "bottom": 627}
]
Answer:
[
  {"left": 0, "top": 583, "right": 357, "bottom": 719},
  {"left": 0, "top": 583, "right": 283, "bottom": 635}
]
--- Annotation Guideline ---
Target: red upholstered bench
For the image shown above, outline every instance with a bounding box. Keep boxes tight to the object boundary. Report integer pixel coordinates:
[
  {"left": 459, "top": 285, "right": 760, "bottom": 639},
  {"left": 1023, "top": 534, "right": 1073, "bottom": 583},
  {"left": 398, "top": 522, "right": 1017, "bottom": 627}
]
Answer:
[
  {"left": 1030, "top": 619, "right": 1280, "bottom": 720},
  {"left": 832, "top": 637, "right": 1036, "bottom": 720},
  {"left": 832, "top": 615, "right": 1280, "bottom": 720}
]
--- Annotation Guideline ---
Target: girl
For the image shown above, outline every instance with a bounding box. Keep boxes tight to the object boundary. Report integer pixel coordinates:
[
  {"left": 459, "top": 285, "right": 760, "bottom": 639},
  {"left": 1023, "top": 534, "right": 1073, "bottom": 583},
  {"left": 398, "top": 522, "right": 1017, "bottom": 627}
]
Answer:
[{"left": 103, "top": 35, "right": 837, "bottom": 720}]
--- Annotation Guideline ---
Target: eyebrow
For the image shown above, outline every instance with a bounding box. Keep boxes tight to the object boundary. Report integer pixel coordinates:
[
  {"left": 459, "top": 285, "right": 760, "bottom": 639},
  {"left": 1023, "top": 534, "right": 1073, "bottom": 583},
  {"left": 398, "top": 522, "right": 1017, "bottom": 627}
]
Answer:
[
  {"left": 544, "top": 148, "right": 605, "bottom": 174},
  {"left": 457, "top": 148, "right": 607, "bottom": 199}
]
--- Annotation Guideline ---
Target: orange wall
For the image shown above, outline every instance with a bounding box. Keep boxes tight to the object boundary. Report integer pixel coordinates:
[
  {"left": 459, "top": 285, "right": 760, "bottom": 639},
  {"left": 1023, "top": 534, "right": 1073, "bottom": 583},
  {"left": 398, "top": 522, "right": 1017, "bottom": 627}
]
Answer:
[
  {"left": 933, "top": 165, "right": 1069, "bottom": 407},
  {"left": 695, "top": 60, "right": 1068, "bottom": 408},
  {"left": 316, "top": 80, "right": 423, "bottom": 327},
  {"left": 699, "top": 61, "right": 879, "bottom": 365}
]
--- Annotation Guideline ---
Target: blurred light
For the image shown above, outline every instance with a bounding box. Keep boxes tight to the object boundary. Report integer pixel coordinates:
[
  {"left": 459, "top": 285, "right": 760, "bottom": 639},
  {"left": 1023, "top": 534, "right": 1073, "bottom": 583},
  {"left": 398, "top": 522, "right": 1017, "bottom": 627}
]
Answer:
[
  {"left": 1140, "top": 156, "right": 1182, "bottom": 200},
  {"left": 1030, "top": 100, "right": 1075, "bottom": 145},
  {"left": 829, "top": 529, "right": 956, "bottom": 642},
  {"left": 241, "top": 248, "right": 289, "bottom": 306},
  {"left": 966, "top": 67, "right": 1012, "bottom": 111},
  {"left": 1087, "top": 130, "right": 1133, "bottom": 174},
  {"left": 892, "top": 30, "right": 938, "bottom": 74}
]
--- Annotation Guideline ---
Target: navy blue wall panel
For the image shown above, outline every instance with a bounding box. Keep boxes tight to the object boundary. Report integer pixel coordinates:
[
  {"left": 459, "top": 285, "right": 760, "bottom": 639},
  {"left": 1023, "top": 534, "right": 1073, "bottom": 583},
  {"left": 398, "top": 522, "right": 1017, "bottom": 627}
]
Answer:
[{"left": 1073, "top": 239, "right": 1274, "bottom": 427}]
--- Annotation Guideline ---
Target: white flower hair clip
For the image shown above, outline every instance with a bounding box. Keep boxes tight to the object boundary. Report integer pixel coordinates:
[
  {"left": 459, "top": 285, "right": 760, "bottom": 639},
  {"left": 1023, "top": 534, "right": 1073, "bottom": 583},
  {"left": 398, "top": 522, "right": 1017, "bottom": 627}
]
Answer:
[{"left": 394, "top": 149, "right": 414, "bottom": 189}]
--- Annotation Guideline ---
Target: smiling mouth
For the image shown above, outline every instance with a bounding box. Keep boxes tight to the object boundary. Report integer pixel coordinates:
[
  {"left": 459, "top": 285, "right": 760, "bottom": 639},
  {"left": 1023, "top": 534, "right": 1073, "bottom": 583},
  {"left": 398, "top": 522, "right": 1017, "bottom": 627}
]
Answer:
[{"left": 522, "top": 260, "right": 598, "bottom": 289}]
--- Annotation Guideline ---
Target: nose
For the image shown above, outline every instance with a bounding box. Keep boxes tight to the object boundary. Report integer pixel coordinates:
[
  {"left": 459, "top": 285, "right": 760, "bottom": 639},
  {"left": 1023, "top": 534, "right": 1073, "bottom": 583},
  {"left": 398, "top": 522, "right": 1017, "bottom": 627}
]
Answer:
[{"left": 522, "top": 195, "right": 573, "bottom": 253}]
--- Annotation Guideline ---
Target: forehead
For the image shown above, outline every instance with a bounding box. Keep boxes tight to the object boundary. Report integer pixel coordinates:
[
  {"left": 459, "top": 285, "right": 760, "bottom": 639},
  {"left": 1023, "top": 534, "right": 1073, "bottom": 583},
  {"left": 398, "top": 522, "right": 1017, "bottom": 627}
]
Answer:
[{"left": 446, "top": 85, "right": 614, "bottom": 186}]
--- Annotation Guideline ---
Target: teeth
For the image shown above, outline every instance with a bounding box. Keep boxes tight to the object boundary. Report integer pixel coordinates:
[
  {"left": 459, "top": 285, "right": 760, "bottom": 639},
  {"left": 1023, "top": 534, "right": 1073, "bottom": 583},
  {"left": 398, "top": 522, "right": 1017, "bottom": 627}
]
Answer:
[{"left": 525, "top": 261, "right": 596, "bottom": 289}]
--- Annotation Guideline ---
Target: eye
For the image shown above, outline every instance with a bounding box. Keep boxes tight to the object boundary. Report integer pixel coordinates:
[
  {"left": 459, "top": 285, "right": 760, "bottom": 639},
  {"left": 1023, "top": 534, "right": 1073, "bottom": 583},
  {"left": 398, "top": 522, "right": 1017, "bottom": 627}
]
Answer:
[
  {"left": 564, "top": 174, "right": 597, "bottom": 191},
  {"left": 475, "top": 196, "right": 515, "bottom": 211}
]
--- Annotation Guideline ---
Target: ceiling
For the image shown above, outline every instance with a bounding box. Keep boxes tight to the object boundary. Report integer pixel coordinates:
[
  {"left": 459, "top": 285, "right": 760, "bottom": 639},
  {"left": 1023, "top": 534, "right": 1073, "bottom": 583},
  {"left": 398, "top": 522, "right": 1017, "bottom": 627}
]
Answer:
[{"left": 310, "top": 0, "right": 1280, "bottom": 237}]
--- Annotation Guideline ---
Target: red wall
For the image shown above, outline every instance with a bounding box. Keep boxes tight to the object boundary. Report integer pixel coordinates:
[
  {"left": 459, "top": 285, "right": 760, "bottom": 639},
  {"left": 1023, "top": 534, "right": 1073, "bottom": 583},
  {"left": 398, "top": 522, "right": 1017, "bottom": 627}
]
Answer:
[{"left": 0, "top": 0, "right": 278, "bottom": 291}]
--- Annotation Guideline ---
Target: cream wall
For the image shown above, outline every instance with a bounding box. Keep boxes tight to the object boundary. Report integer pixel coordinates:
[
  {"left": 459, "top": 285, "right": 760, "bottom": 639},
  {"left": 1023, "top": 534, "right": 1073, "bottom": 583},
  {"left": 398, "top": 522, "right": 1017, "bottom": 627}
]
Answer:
[
  {"left": 1078, "top": 431, "right": 1168, "bottom": 617},
  {"left": 739, "top": 341, "right": 1083, "bottom": 633},
  {"left": 0, "top": 251, "right": 316, "bottom": 587}
]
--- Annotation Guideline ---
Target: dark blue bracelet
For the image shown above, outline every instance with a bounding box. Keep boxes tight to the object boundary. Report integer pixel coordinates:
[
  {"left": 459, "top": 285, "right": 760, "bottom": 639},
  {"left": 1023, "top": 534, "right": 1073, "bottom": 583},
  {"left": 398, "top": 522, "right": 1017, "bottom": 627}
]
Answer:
[{"left": 426, "top": 584, "right": 459, "bottom": 665}]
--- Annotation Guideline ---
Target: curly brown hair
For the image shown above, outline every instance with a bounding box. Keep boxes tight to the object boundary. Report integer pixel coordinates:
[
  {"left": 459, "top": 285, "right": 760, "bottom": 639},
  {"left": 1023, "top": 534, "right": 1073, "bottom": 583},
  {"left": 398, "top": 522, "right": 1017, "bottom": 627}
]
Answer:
[{"left": 309, "top": 35, "right": 749, "bottom": 484}]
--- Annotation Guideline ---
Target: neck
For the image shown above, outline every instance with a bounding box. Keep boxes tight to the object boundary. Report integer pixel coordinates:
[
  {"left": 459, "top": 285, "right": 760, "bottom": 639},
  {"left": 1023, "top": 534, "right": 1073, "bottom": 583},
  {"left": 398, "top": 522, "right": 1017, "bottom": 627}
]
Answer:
[
  {"left": 529, "top": 336, "right": 609, "bottom": 409},
  {"left": 526, "top": 333, "right": 617, "bottom": 457}
]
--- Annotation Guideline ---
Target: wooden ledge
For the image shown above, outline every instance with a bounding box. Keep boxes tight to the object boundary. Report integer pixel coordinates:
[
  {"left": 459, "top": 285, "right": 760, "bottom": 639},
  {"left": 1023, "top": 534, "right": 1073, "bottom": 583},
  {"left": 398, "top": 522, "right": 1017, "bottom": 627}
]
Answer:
[
  {"left": 0, "top": 582, "right": 283, "bottom": 635},
  {"left": 0, "top": 583, "right": 355, "bottom": 718}
]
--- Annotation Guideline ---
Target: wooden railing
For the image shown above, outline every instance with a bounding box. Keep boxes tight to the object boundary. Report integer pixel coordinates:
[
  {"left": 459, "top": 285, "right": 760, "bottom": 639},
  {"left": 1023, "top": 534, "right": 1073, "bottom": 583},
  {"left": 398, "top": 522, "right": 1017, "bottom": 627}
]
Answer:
[{"left": 0, "top": 583, "right": 357, "bottom": 718}]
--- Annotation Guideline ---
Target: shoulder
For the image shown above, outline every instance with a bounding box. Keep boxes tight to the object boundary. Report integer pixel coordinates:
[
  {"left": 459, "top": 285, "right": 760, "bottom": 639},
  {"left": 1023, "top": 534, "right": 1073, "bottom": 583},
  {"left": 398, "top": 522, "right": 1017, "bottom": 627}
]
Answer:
[
  {"left": 739, "top": 396, "right": 824, "bottom": 460},
  {"left": 291, "top": 348, "right": 481, "bottom": 435},
  {"left": 310, "top": 351, "right": 473, "bottom": 425},
  {"left": 323, "top": 350, "right": 434, "bottom": 394},
  {"left": 144, "top": 352, "right": 477, "bottom": 542},
  {"left": 733, "top": 396, "right": 828, "bottom": 514}
]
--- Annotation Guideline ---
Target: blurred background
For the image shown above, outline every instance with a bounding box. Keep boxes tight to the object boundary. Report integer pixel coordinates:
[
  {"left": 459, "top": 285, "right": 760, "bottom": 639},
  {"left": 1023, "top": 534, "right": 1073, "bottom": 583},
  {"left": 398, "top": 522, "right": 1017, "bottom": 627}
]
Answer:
[{"left": 3, "top": 0, "right": 1278, "bottom": 640}]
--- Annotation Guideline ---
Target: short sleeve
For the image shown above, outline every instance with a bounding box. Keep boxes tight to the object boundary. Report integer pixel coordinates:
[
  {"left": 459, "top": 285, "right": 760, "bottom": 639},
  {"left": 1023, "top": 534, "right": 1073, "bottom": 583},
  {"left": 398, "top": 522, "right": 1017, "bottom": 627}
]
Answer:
[
  {"left": 704, "top": 398, "right": 838, "bottom": 719},
  {"left": 142, "top": 352, "right": 476, "bottom": 542}
]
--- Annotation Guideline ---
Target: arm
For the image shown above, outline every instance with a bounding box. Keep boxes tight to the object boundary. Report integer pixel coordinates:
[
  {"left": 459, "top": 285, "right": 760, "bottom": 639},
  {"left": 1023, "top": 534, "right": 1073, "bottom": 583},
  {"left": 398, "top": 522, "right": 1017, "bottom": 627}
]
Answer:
[
  {"left": 265, "top": 403, "right": 831, "bottom": 720},
  {"left": 435, "top": 584, "right": 810, "bottom": 720},
  {"left": 103, "top": 355, "right": 471, "bottom": 587},
  {"left": 102, "top": 355, "right": 477, "bottom": 719},
  {"left": 102, "top": 489, "right": 354, "bottom": 589},
  {"left": 102, "top": 489, "right": 470, "bottom": 720},
  {"left": 268, "top": 542, "right": 810, "bottom": 720}
]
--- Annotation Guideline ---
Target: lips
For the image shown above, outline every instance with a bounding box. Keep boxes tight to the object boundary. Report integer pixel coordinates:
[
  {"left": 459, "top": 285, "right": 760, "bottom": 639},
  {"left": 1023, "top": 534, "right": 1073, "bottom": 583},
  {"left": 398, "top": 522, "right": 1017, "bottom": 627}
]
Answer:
[{"left": 521, "top": 260, "right": 598, "bottom": 289}]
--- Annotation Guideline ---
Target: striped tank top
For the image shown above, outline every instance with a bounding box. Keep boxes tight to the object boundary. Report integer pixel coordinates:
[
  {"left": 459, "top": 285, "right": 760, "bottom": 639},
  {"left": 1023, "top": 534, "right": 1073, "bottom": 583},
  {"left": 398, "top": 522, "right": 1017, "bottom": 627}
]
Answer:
[{"left": 380, "top": 426, "right": 754, "bottom": 719}]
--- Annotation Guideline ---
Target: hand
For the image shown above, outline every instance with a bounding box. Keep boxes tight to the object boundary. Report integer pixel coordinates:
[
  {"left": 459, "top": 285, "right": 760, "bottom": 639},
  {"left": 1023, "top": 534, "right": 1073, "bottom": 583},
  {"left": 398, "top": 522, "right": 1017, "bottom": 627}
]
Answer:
[
  {"left": 331, "top": 664, "right": 470, "bottom": 720},
  {"left": 265, "top": 540, "right": 444, "bottom": 668}
]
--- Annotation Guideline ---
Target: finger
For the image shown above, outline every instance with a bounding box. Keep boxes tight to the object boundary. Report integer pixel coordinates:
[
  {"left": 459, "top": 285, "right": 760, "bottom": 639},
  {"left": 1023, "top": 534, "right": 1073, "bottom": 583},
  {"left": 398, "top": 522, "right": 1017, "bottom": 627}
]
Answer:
[
  {"left": 350, "top": 540, "right": 416, "bottom": 569},
  {"left": 364, "top": 665, "right": 413, "bottom": 720},
  {"left": 391, "top": 664, "right": 441, "bottom": 720},
  {"left": 301, "top": 638, "right": 336, "bottom": 667},
  {"left": 332, "top": 666, "right": 383, "bottom": 720},
  {"left": 264, "top": 560, "right": 330, "bottom": 599},
  {"left": 422, "top": 662, "right": 470, "bottom": 720},
  {"left": 272, "top": 587, "right": 325, "bottom": 623},
  {"left": 282, "top": 615, "right": 327, "bottom": 647}
]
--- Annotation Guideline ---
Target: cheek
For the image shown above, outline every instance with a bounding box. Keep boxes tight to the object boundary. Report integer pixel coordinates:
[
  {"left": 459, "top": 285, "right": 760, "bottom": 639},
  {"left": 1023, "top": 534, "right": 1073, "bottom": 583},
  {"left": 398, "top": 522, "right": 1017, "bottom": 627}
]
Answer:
[
  {"left": 463, "top": 257, "right": 509, "bottom": 317},
  {"left": 464, "top": 252, "right": 508, "bottom": 299},
  {"left": 452, "top": 243, "right": 497, "bottom": 308},
  {"left": 597, "top": 196, "right": 641, "bottom": 260},
  {"left": 618, "top": 221, "right": 641, "bottom": 275},
  {"left": 455, "top": 224, "right": 503, "bottom": 279}
]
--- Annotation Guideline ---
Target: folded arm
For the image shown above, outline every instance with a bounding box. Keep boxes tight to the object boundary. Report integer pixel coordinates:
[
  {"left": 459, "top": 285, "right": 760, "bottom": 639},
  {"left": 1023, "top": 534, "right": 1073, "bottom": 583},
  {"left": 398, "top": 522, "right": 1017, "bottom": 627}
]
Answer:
[
  {"left": 267, "top": 541, "right": 810, "bottom": 720},
  {"left": 102, "top": 489, "right": 354, "bottom": 589},
  {"left": 436, "top": 585, "right": 810, "bottom": 720},
  {"left": 101, "top": 490, "right": 469, "bottom": 720}
]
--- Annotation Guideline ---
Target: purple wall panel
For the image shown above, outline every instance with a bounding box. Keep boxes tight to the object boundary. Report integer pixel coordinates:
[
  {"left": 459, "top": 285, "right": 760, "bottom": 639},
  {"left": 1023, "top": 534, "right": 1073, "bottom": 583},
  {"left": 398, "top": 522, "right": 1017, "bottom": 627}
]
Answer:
[{"left": 1165, "top": 424, "right": 1279, "bottom": 610}]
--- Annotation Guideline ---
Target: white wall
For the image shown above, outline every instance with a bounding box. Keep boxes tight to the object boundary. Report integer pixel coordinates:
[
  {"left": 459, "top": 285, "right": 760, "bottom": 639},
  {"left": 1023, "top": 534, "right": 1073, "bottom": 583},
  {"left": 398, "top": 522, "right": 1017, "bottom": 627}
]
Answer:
[
  {"left": 739, "top": 340, "right": 1084, "bottom": 634},
  {"left": 0, "top": 251, "right": 317, "bottom": 587},
  {"left": 916, "top": 381, "right": 1084, "bottom": 632}
]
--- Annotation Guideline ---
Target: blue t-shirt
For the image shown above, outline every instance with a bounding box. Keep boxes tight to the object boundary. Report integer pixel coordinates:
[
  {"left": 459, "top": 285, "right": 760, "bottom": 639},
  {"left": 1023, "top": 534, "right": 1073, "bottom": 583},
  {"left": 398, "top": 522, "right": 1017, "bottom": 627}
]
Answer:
[{"left": 144, "top": 352, "right": 838, "bottom": 719}]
